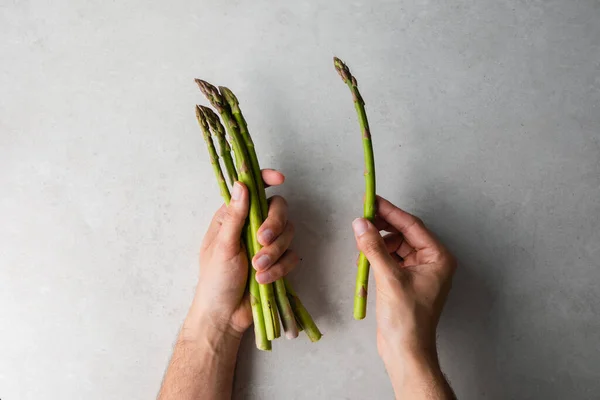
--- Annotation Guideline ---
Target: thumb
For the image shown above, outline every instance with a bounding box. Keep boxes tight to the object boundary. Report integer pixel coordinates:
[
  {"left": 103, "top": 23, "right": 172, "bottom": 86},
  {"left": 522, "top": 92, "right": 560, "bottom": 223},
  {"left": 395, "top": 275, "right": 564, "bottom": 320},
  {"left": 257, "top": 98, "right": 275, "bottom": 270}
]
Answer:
[
  {"left": 352, "top": 218, "right": 397, "bottom": 280},
  {"left": 218, "top": 182, "right": 250, "bottom": 246}
]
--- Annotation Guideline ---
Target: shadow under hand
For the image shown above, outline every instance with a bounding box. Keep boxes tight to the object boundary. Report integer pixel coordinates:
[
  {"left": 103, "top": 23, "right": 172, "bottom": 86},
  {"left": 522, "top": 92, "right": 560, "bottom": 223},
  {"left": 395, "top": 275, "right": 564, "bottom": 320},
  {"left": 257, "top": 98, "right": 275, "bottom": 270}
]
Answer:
[
  {"left": 412, "top": 179, "right": 538, "bottom": 399},
  {"left": 232, "top": 332, "right": 256, "bottom": 399}
]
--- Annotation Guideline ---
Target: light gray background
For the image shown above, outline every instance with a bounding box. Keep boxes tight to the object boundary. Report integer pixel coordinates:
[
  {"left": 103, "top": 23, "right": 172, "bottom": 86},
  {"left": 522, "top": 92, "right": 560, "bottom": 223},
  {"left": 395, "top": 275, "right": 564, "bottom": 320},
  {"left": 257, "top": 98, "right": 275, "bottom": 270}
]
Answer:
[{"left": 1, "top": 0, "right": 599, "bottom": 399}]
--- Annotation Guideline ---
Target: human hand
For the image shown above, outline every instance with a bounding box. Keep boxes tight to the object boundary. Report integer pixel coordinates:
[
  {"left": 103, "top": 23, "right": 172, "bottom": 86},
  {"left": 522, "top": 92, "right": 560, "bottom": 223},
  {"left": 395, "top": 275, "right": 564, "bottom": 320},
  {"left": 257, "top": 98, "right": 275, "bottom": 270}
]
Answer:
[
  {"left": 352, "top": 196, "right": 457, "bottom": 362},
  {"left": 186, "top": 169, "right": 299, "bottom": 340}
]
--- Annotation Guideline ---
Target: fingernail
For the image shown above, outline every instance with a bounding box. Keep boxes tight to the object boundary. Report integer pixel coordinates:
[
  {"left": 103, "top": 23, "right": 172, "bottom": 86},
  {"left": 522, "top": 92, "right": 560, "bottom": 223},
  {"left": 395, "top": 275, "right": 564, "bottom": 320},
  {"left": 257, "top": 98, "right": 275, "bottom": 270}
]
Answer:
[
  {"left": 254, "top": 254, "right": 271, "bottom": 271},
  {"left": 261, "top": 229, "right": 275, "bottom": 244},
  {"left": 231, "top": 182, "right": 242, "bottom": 201},
  {"left": 352, "top": 218, "right": 368, "bottom": 236}
]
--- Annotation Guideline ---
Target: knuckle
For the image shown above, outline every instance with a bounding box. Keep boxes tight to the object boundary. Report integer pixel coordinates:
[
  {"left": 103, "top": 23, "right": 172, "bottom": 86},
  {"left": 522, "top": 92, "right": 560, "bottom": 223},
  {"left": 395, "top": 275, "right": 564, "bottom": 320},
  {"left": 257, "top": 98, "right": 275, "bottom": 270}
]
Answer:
[
  {"left": 222, "top": 211, "right": 235, "bottom": 225},
  {"left": 361, "top": 237, "right": 384, "bottom": 256},
  {"left": 217, "top": 239, "right": 239, "bottom": 255},
  {"left": 214, "top": 207, "right": 228, "bottom": 224},
  {"left": 271, "top": 195, "right": 288, "bottom": 208},
  {"left": 271, "top": 239, "right": 287, "bottom": 258},
  {"left": 223, "top": 208, "right": 242, "bottom": 224},
  {"left": 412, "top": 216, "right": 425, "bottom": 227},
  {"left": 265, "top": 215, "right": 286, "bottom": 235}
]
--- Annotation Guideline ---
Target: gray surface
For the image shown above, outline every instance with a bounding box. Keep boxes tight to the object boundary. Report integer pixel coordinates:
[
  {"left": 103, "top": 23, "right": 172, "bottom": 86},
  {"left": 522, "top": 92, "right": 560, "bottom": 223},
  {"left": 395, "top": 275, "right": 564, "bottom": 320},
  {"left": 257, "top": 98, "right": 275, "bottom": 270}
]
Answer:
[{"left": 1, "top": 0, "right": 599, "bottom": 399}]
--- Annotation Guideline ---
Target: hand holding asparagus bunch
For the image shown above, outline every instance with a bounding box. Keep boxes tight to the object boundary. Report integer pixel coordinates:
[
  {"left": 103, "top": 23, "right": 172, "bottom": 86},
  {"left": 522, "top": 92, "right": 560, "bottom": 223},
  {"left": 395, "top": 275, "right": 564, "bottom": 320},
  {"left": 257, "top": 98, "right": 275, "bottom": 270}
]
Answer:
[
  {"left": 333, "top": 57, "right": 376, "bottom": 320},
  {"left": 194, "top": 80, "right": 322, "bottom": 350}
]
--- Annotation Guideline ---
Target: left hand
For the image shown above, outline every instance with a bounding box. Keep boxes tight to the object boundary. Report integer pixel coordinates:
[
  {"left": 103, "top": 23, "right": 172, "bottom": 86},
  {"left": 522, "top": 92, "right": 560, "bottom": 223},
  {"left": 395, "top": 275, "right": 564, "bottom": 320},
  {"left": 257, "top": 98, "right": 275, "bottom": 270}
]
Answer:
[{"left": 188, "top": 169, "right": 299, "bottom": 339}]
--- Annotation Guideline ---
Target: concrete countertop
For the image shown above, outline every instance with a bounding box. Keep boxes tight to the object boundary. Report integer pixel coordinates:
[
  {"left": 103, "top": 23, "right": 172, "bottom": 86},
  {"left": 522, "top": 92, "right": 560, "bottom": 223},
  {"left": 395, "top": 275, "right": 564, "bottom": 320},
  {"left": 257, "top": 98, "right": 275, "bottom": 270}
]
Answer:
[{"left": 2, "top": 1, "right": 599, "bottom": 398}]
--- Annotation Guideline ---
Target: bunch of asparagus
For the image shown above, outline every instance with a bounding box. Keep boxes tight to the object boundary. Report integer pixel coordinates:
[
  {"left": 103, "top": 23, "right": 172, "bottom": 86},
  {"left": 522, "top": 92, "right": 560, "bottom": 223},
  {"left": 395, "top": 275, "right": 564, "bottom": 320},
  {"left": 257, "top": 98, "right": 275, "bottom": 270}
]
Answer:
[
  {"left": 194, "top": 79, "right": 322, "bottom": 350},
  {"left": 333, "top": 57, "right": 376, "bottom": 320}
]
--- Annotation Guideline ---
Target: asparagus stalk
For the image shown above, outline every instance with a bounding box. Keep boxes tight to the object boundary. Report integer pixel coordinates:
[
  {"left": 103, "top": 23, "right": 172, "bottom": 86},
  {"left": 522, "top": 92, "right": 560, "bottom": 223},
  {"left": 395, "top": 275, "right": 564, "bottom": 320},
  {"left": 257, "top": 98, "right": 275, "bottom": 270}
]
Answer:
[
  {"left": 195, "top": 105, "right": 271, "bottom": 351},
  {"left": 219, "top": 87, "right": 299, "bottom": 340},
  {"left": 195, "top": 79, "right": 281, "bottom": 340},
  {"left": 333, "top": 57, "right": 376, "bottom": 320},
  {"left": 284, "top": 278, "right": 322, "bottom": 342},
  {"left": 243, "top": 225, "right": 272, "bottom": 351},
  {"left": 201, "top": 106, "right": 238, "bottom": 186},
  {"left": 195, "top": 106, "right": 230, "bottom": 203}
]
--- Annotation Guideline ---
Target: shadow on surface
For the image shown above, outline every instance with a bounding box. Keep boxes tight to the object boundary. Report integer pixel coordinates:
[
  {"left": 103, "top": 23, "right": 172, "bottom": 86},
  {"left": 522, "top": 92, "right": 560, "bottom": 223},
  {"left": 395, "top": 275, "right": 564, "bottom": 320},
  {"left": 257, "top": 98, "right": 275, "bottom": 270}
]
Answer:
[
  {"left": 232, "top": 333, "right": 257, "bottom": 399},
  {"left": 417, "top": 180, "right": 508, "bottom": 399},
  {"left": 410, "top": 178, "right": 550, "bottom": 399},
  {"left": 233, "top": 79, "right": 336, "bottom": 399},
  {"left": 254, "top": 79, "right": 338, "bottom": 324}
]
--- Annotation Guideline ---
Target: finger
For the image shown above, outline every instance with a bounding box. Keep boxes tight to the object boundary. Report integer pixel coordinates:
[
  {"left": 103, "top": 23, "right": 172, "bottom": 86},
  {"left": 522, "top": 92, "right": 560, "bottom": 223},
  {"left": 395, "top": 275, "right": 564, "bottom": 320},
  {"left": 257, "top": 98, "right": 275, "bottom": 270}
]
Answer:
[
  {"left": 257, "top": 195, "right": 288, "bottom": 246},
  {"left": 217, "top": 182, "right": 250, "bottom": 247},
  {"left": 397, "top": 241, "right": 416, "bottom": 259},
  {"left": 383, "top": 233, "right": 404, "bottom": 254},
  {"left": 376, "top": 195, "right": 440, "bottom": 250},
  {"left": 352, "top": 218, "right": 397, "bottom": 279},
  {"left": 253, "top": 222, "right": 294, "bottom": 271},
  {"left": 256, "top": 250, "right": 299, "bottom": 284},
  {"left": 390, "top": 253, "right": 405, "bottom": 264},
  {"left": 261, "top": 169, "right": 285, "bottom": 188},
  {"left": 382, "top": 232, "right": 417, "bottom": 259},
  {"left": 373, "top": 215, "right": 399, "bottom": 233}
]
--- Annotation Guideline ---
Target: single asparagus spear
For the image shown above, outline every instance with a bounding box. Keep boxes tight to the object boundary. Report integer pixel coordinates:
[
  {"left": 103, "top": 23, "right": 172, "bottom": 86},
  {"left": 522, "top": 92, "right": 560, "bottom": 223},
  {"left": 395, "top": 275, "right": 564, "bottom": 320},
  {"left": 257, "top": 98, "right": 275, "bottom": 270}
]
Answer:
[
  {"left": 333, "top": 57, "right": 376, "bottom": 320},
  {"left": 195, "top": 79, "right": 281, "bottom": 340},
  {"left": 201, "top": 106, "right": 238, "bottom": 186},
  {"left": 284, "top": 278, "right": 322, "bottom": 342},
  {"left": 195, "top": 105, "right": 271, "bottom": 351},
  {"left": 195, "top": 105, "right": 230, "bottom": 203},
  {"left": 243, "top": 225, "right": 272, "bottom": 351},
  {"left": 219, "top": 87, "right": 299, "bottom": 340}
]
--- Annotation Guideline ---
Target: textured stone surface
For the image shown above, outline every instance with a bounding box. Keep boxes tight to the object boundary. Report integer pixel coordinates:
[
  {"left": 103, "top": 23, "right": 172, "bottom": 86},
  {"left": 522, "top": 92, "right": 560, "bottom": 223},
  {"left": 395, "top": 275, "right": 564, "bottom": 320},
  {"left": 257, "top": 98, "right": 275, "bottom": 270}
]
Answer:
[{"left": 1, "top": 1, "right": 599, "bottom": 398}]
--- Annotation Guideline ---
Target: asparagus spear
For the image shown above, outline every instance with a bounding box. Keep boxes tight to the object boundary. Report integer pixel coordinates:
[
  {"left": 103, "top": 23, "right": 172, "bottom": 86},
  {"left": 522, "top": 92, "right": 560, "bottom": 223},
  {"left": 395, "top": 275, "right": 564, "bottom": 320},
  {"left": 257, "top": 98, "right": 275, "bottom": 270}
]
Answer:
[
  {"left": 201, "top": 106, "right": 238, "bottom": 186},
  {"left": 219, "top": 87, "right": 299, "bottom": 340},
  {"left": 333, "top": 57, "right": 376, "bottom": 320},
  {"left": 195, "top": 79, "right": 281, "bottom": 340},
  {"left": 195, "top": 105, "right": 230, "bottom": 203},
  {"left": 284, "top": 278, "right": 322, "bottom": 342},
  {"left": 195, "top": 105, "right": 271, "bottom": 351},
  {"left": 243, "top": 225, "right": 272, "bottom": 351}
]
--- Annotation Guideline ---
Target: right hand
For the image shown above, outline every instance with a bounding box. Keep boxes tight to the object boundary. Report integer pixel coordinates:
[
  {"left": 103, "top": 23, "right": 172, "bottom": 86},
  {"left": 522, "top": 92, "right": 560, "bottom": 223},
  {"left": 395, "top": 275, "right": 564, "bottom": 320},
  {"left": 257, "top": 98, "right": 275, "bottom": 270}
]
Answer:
[{"left": 352, "top": 196, "right": 457, "bottom": 362}]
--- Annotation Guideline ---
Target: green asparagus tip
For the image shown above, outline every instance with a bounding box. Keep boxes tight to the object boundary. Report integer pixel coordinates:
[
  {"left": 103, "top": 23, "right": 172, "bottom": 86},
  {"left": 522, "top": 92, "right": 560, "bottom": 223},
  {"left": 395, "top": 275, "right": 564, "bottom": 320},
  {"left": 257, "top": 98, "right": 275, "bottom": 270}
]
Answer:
[
  {"left": 333, "top": 56, "right": 352, "bottom": 84},
  {"left": 194, "top": 79, "right": 226, "bottom": 112},
  {"left": 218, "top": 86, "right": 238, "bottom": 105},
  {"left": 218, "top": 86, "right": 241, "bottom": 114},
  {"left": 198, "top": 105, "right": 218, "bottom": 127},
  {"left": 195, "top": 105, "right": 209, "bottom": 130}
]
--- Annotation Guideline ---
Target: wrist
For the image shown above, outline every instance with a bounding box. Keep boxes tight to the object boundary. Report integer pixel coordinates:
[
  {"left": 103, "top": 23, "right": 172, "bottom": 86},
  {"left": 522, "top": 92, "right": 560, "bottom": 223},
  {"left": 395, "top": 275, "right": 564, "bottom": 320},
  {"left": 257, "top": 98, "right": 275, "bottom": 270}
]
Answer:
[
  {"left": 159, "top": 311, "right": 240, "bottom": 400},
  {"left": 181, "top": 308, "right": 242, "bottom": 355},
  {"left": 379, "top": 335, "right": 440, "bottom": 374},
  {"left": 381, "top": 341, "right": 445, "bottom": 391},
  {"left": 380, "top": 340, "right": 455, "bottom": 399}
]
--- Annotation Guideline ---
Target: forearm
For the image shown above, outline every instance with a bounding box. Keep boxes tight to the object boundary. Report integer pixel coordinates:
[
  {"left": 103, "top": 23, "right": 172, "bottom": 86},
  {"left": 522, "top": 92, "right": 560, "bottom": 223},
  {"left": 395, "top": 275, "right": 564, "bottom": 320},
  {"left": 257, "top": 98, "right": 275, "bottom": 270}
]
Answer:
[
  {"left": 383, "top": 346, "right": 455, "bottom": 400},
  {"left": 158, "top": 313, "right": 241, "bottom": 400}
]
